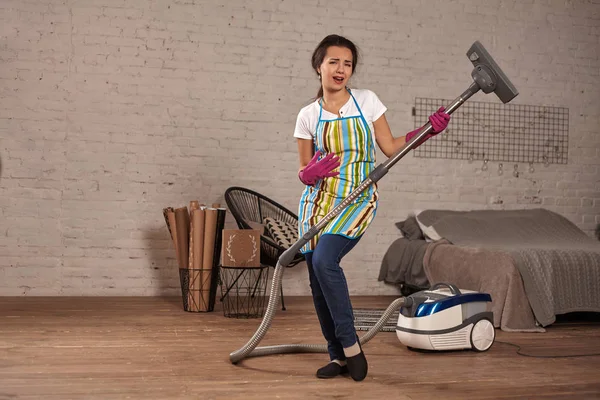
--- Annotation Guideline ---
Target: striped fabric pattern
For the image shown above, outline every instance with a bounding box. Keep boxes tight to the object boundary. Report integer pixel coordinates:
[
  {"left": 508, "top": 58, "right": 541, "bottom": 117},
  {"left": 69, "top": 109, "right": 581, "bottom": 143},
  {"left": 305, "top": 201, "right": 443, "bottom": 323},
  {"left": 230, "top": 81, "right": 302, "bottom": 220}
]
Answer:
[{"left": 298, "top": 91, "right": 378, "bottom": 254}]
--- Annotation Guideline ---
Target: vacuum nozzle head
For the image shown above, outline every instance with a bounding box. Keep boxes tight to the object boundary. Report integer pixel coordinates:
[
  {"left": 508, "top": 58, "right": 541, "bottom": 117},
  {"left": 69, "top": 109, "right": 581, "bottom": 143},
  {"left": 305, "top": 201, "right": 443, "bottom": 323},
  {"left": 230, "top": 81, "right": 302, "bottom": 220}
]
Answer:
[{"left": 467, "top": 41, "right": 518, "bottom": 104}]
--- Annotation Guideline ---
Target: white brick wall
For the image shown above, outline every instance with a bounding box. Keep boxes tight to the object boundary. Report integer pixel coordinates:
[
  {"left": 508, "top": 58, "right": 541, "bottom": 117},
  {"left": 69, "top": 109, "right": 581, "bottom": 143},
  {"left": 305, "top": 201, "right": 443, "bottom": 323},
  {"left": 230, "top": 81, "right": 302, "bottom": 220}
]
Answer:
[{"left": 1, "top": 0, "right": 599, "bottom": 296}]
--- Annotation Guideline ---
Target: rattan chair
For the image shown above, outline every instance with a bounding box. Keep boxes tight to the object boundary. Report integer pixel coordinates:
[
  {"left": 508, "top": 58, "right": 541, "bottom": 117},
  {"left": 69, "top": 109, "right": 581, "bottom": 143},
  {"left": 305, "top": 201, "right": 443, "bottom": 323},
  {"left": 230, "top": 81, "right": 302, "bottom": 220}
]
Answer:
[{"left": 224, "top": 186, "right": 305, "bottom": 310}]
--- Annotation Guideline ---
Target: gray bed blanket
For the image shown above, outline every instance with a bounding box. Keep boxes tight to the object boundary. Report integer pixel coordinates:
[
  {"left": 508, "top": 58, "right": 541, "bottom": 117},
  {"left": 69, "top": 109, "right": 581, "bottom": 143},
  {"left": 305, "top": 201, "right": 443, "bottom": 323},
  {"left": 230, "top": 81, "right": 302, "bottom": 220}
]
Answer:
[
  {"left": 417, "top": 208, "right": 600, "bottom": 327},
  {"left": 378, "top": 238, "right": 429, "bottom": 289}
]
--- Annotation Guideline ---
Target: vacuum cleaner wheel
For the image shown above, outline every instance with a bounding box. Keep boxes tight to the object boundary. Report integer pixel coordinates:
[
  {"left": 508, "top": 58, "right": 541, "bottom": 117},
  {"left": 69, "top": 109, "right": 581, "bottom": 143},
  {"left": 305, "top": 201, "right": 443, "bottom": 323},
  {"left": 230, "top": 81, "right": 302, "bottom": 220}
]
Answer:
[{"left": 470, "top": 318, "right": 495, "bottom": 352}]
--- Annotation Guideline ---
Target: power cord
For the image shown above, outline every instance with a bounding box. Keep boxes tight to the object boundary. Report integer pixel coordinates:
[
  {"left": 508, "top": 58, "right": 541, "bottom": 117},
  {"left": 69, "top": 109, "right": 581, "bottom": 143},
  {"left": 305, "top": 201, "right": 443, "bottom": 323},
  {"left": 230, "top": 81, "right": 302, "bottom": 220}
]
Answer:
[{"left": 496, "top": 340, "right": 600, "bottom": 358}]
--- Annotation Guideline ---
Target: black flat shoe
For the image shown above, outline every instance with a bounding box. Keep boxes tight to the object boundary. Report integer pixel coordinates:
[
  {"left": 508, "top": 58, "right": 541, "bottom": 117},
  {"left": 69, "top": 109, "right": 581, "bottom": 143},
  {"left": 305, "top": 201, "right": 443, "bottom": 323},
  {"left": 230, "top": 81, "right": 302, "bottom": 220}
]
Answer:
[
  {"left": 316, "top": 362, "right": 349, "bottom": 379},
  {"left": 346, "top": 339, "right": 368, "bottom": 381}
]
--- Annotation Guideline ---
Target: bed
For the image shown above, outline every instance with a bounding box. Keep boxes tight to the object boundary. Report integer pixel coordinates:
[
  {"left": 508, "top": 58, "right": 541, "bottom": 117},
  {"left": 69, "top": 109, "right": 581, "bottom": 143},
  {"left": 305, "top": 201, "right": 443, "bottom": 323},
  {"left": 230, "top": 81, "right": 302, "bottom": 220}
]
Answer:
[{"left": 378, "top": 208, "right": 600, "bottom": 332}]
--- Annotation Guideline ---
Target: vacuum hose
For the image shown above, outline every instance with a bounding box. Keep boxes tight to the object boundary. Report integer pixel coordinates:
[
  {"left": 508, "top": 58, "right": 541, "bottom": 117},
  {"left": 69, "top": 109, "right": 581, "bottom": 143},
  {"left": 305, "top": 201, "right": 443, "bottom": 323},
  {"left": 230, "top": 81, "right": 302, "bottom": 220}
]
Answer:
[
  {"left": 229, "top": 277, "right": 413, "bottom": 362},
  {"left": 229, "top": 83, "right": 481, "bottom": 364}
]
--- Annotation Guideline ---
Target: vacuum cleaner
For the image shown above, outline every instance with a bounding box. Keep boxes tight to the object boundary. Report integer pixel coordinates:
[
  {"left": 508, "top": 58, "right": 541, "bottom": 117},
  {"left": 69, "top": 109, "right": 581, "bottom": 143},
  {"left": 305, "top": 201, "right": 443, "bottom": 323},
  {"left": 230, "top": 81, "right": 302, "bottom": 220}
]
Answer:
[
  {"left": 396, "top": 283, "right": 495, "bottom": 352},
  {"left": 229, "top": 41, "right": 518, "bottom": 364}
]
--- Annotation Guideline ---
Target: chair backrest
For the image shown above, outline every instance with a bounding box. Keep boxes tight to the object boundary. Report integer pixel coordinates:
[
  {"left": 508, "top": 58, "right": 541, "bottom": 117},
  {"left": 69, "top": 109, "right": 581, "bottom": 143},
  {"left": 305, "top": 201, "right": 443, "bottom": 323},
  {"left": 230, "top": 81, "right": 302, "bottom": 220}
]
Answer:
[
  {"left": 224, "top": 186, "right": 304, "bottom": 268},
  {"left": 224, "top": 186, "right": 298, "bottom": 229}
]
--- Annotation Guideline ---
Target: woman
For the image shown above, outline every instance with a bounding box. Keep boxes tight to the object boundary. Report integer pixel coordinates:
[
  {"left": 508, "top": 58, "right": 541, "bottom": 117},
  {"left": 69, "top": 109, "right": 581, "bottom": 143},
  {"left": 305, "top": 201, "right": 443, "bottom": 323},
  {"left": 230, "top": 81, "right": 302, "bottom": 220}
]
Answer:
[{"left": 293, "top": 34, "right": 450, "bottom": 381}]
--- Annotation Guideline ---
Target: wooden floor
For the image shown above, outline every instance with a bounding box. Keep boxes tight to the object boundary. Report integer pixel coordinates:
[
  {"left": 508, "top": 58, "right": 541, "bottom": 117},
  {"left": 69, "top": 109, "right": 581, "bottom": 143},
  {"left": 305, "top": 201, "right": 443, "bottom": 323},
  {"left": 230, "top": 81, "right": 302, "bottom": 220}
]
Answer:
[{"left": 1, "top": 296, "right": 599, "bottom": 400}]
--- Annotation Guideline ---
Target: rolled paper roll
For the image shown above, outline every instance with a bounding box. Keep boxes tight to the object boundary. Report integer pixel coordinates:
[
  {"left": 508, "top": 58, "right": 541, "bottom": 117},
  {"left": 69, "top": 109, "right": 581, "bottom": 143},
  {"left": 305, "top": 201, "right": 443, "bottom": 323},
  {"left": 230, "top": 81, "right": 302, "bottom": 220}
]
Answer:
[
  {"left": 187, "top": 201, "right": 200, "bottom": 311},
  {"left": 174, "top": 207, "right": 190, "bottom": 271},
  {"left": 187, "top": 213, "right": 196, "bottom": 311},
  {"left": 166, "top": 208, "right": 180, "bottom": 268},
  {"left": 162, "top": 207, "right": 173, "bottom": 239},
  {"left": 209, "top": 208, "right": 227, "bottom": 310},
  {"left": 201, "top": 208, "right": 218, "bottom": 311},
  {"left": 192, "top": 209, "right": 206, "bottom": 269},
  {"left": 188, "top": 202, "right": 200, "bottom": 270},
  {"left": 191, "top": 208, "right": 206, "bottom": 311}
]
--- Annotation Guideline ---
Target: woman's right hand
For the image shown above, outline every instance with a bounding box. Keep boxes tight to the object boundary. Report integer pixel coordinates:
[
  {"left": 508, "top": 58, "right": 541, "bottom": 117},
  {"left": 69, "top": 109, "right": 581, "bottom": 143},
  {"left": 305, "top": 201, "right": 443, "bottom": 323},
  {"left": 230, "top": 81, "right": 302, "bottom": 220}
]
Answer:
[{"left": 298, "top": 151, "right": 340, "bottom": 186}]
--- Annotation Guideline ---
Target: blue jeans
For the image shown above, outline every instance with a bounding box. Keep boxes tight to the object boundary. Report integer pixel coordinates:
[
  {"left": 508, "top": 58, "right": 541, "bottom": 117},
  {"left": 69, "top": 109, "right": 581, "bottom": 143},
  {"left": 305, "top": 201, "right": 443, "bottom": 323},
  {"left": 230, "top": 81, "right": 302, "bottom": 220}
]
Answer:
[{"left": 305, "top": 234, "right": 362, "bottom": 362}]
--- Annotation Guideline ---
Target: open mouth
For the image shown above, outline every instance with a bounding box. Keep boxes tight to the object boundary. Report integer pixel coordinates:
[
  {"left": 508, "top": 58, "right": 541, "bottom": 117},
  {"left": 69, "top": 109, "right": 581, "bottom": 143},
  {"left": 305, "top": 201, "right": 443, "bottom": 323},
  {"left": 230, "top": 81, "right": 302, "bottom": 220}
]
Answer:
[{"left": 333, "top": 76, "right": 344, "bottom": 84}]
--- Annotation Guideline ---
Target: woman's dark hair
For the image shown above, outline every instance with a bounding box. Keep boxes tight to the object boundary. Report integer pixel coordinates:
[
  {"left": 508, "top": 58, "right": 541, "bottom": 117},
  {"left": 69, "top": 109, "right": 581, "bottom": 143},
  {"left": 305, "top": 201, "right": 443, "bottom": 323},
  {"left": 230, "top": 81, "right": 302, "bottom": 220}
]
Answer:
[{"left": 311, "top": 34, "right": 359, "bottom": 99}]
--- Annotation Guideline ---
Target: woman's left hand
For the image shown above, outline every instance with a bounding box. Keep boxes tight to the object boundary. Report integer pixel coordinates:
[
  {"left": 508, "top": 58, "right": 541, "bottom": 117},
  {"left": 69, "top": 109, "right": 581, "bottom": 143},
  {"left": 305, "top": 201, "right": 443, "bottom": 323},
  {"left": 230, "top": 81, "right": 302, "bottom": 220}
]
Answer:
[{"left": 429, "top": 107, "right": 451, "bottom": 134}]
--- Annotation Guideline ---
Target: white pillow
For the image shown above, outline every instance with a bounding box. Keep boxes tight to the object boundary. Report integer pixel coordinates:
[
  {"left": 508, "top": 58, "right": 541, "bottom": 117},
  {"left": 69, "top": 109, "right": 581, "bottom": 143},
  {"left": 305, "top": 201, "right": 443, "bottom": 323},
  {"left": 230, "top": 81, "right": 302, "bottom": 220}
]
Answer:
[
  {"left": 263, "top": 217, "right": 298, "bottom": 249},
  {"left": 414, "top": 210, "right": 442, "bottom": 242}
]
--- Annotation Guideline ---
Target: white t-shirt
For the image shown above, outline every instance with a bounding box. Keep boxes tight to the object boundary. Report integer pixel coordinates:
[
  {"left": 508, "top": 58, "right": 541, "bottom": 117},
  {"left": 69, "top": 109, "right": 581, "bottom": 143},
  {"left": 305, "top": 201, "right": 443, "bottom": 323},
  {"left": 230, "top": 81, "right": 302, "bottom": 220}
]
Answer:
[{"left": 293, "top": 88, "right": 387, "bottom": 145}]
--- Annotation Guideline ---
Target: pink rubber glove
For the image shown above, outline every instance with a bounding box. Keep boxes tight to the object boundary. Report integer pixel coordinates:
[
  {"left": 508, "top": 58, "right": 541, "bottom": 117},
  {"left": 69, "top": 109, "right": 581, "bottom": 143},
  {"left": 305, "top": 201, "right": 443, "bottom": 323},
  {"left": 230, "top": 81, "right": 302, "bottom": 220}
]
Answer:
[
  {"left": 405, "top": 107, "right": 451, "bottom": 148},
  {"left": 298, "top": 151, "right": 340, "bottom": 186}
]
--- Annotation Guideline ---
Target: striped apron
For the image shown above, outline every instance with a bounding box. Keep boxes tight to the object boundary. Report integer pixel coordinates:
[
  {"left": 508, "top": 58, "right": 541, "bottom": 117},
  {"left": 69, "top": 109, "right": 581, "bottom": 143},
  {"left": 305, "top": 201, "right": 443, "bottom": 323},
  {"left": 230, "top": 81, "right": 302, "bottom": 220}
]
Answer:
[{"left": 298, "top": 89, "right": 378, "bottom": 254}]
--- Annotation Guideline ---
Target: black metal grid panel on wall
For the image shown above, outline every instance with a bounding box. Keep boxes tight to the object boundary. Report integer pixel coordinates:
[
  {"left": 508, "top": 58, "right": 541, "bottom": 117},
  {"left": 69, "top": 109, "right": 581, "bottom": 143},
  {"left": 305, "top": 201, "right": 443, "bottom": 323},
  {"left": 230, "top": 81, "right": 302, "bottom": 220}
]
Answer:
[{"left": 412, "top": 98, "right": 569, "bottom": 165}]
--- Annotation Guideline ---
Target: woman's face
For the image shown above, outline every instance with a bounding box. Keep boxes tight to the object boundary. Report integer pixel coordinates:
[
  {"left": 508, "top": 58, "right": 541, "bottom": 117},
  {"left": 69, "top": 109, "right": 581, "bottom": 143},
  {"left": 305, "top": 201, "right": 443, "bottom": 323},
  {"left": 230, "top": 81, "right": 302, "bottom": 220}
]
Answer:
[{"left": 318, "top": 46, "right": 354, "bottom": 94}]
